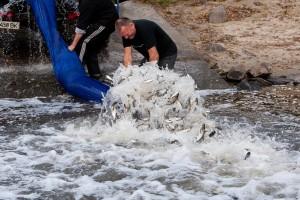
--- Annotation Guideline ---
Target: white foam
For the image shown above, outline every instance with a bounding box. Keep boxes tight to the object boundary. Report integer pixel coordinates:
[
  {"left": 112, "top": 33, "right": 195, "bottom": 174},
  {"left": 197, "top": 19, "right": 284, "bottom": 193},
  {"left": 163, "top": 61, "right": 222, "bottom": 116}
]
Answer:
[
  {"left": 0, "top": 64, "right": 299, "bottom": 199},
  {"left": 0, "top": 97, "right": 84, "bottom": 118}
]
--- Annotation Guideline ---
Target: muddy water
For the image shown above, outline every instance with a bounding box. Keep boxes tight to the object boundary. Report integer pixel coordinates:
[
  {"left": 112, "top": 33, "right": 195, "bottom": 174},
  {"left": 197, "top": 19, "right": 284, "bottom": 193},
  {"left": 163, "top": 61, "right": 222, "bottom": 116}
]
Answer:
[
  {"left": 0, "top": 63, "right": 299, "bottom": 200},
  {"left": 204, "top": 85, "right": 300, "bottom": 151}
]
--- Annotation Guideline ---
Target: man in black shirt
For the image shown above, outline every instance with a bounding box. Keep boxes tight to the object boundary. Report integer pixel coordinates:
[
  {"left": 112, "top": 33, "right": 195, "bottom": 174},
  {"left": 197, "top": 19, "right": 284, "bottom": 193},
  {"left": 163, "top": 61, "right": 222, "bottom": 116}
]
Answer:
[
  {"left": 115, "top": 18, "right": 177, "bottom": 69},
  {"left": 68, "top": 0, "right": 118, "bottom": 79}
]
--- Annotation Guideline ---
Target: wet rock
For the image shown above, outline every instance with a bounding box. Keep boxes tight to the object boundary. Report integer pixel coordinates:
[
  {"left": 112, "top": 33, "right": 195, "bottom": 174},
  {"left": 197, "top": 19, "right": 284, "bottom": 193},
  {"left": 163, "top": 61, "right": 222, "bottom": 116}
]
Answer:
[
  {"left": 249, "top": 77, "right": 272, "bottom": 86},
  {"left": 237, "top": 78, "right": 266, "bottom": 91},
  {"left": 209, "top": 62, "right": 219, "bottom": 69},
  {"left": 192, "top": 0, "right": 207, "bottom": 5},
  {"left": 206, "top": 43, "right": 226, "bottom": 52},
  {"left": 247, "top": 63, "right": 272, "bottom": 78},
  {"left": 253, "top": 1, "right": 263, "bottom": 6},
  {"left": 209, "top": 5, "right": 227, "bottom": 23},
  {"left": 237, "top": 79, "right": 251, "bottom": 90},
  {"left": 216, "top": 68, "right": 227, "bottom": 76},
  {"left": 266, "top": 76, "right": 295, "bottom": 85},
  {"left": 226, "top": 67, "right": 247, "bottom": 82},
  {"left": 287, "top": 73, "right": 300, "bottom": 84}
]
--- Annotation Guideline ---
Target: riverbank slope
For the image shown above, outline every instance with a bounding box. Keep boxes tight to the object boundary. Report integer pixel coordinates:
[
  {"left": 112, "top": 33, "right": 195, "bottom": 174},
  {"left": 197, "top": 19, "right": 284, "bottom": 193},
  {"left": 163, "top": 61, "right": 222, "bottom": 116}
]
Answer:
[{"left": 144, "top": 0, "right": 300, "bottom": 82}]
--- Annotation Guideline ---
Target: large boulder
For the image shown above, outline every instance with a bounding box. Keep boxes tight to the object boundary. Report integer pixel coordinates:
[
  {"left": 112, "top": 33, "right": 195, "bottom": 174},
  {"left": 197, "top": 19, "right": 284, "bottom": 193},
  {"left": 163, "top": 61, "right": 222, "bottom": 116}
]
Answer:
[
  {"left": 248, "top": 62, "right": 272, "bottom": 78},
  {"left": 226, "top": 66, "right": 247, "bottom": 81},
  {"left": 209, "top": 5, "right": 227, "bottom": 23},
  {"left": 206, "top": 43, "right": 226, "bottom": 52}
]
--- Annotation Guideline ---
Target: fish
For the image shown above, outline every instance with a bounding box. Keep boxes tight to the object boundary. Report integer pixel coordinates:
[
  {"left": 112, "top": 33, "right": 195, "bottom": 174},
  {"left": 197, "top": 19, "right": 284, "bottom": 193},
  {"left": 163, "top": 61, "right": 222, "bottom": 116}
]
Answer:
[
  {"left": 166, "top": 123, "right": 176, "bottom": 131},
  {"left": 132, "top": 109, "right": 150, "bottom": 121},
  {"left": 168, "top": 139, "right": 180, "bottom": 145},
  {"left": 117, "top": 76, "right": 127, "bottom": 84},
  {"left": 196, "top": 124, "right": 206, "bottom": 142},
  {"left": 136, "top": 123, "right": 150, "bottom": 130},
  {"left": 209, "top": 130, "right": 216, "bottom": 137},
  {"left": 105, "top": 75, "right": 113, "bottom": 82},
  {"left": 165, "top": 119, "right": 173, "bottom": 123},
  {"left": 167, "top": 92, "right": 179, "bottom": 105},
  {"left": 109, "top": 101, "right": 125, "bottom": 121},
  {"left": 125, "top": 95, "right": 137, "bottom": 110},
  {"left": 188, "top": 96, "right": 199, "bottom": 111},
  {"left": 168, "top": 117, "right": 182, "bottom": 122},
  {"left": 111, "top": 102, "right": 118, "bottom": 121},
  {"left": 141, "top": 118, "right": 150, "bottom": 122},
  {"left": 156, "top": 89, "right": 168, "bottom": 97},
  {"left": 144, "top": 79, "right": 153, "bottom": 83},
  {"left": 144, "top": 92, "right": 155, "bottom": 100},
  {"left": 244, "top": 151, "right": 251, "bottom": 160}
]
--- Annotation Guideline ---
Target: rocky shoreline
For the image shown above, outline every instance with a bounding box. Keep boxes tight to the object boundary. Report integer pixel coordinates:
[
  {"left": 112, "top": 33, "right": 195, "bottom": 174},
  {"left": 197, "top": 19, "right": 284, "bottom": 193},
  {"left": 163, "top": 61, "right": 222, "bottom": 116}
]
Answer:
[
  {"left": 138, "top": 0, "right": 300, "bottom": 117},
  {"left": 149, "top": 0, "right": 300, "bottom": 89}
]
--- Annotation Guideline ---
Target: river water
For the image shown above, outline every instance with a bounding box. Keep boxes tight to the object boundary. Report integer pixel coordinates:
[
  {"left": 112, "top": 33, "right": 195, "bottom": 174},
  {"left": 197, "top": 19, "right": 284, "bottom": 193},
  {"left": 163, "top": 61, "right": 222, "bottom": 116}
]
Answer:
[{"left": 0, "top": 63, "right": 299, "bottom": 200}]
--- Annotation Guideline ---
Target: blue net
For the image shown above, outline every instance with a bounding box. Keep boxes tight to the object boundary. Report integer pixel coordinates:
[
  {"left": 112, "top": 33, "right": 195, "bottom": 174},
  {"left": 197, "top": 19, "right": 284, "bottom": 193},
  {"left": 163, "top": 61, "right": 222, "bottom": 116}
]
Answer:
[{"left": 26, "top": 0, "right": 110, "bottom": 102}]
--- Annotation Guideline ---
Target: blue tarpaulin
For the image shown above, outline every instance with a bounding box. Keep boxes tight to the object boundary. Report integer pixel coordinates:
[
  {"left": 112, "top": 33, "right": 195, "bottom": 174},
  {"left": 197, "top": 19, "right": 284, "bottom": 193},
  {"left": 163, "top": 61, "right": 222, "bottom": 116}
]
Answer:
[{"left": 26, "top": 0, "right": 110, "bottom": 102}]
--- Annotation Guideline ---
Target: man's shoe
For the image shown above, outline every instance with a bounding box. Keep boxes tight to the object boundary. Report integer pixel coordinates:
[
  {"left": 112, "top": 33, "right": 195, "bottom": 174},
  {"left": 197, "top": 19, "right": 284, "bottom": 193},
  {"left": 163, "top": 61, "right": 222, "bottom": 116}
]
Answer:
[
  {"left": 90, "top": 73, "right": 102, "bottom": 80},
  {"left": 90, "top": 74, "right": 113, "bottom": 86},
  {"left": 101, "top": 75, "right": 113, "bottom": 86}
]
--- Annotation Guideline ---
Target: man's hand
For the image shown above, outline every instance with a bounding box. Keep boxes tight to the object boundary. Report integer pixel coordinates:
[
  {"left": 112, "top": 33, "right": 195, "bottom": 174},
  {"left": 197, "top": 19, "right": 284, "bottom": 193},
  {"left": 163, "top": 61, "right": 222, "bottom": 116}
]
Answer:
[
  {"left": 68, "top": 32, "right": 83, "bottom": 52},
  {"left": 68, "top": 44, "right": 76, "bottom": 51}
]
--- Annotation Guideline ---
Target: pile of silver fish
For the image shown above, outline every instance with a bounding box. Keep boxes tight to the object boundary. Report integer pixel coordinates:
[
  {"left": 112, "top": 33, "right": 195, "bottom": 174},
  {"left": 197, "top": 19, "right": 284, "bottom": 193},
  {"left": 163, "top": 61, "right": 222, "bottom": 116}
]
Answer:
[{"left": 101, "top": 63, "right": 217, "bottom": 142}]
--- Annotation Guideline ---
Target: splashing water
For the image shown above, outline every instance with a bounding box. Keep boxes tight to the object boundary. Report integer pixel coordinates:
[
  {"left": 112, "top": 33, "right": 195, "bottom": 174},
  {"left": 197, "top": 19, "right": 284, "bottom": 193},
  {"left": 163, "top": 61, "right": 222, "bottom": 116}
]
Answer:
[{"left": 0, "top": 64, "right": 299, "bottom": 200}]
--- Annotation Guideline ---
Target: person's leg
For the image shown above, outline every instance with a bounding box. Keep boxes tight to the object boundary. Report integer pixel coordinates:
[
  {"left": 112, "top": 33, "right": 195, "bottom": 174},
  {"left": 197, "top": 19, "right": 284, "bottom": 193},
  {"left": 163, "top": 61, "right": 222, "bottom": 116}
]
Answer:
[
  {"left": 84, "top": 49, "right": 101, "bottom": 79},
  {"left": 75, "top": 25, "right": 108, "bottom": 78},
  {"left": 157, "top": 54, "right": 177, "bottom": 70},
  {"left": 87, "top": 26, "right": 114, "bottom": 78}
]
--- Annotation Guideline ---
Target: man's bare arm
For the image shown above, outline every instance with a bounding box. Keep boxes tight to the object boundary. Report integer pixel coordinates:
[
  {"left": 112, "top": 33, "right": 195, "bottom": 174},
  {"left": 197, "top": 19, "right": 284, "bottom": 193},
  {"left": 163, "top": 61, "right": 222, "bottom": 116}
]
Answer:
[
  {"left": 68, "top": 32, "right": 83, "bottom": 51},
  {"left": 148, "top": 46, "right": 159, "bottom": 63},
  {"left": 123, "top": 47, "right": 132, "bottom": 67}
]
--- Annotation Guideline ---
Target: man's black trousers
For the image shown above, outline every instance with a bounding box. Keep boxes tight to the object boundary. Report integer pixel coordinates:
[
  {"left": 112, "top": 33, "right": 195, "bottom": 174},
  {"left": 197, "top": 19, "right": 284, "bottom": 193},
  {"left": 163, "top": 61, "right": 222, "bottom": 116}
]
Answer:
[{"left": 75, "top": 24, "right": 114, "bottom": 78}]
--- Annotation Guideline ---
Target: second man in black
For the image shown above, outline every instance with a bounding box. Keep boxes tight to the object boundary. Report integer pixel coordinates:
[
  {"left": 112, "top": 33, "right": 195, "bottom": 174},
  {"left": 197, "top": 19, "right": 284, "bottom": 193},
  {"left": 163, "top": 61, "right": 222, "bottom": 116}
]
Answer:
[{"left": 68, "top": 0, "right": 119, "bottom": 79}]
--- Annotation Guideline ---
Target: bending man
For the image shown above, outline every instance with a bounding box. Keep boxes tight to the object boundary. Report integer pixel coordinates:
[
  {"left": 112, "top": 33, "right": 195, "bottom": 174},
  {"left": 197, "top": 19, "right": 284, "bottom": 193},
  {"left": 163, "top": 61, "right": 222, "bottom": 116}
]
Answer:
[
  {"left": 68, "top": 0, "right": 118, "bottom": 79},
  {"left": 115, "top": 18, "right": 177, "bottom": 69}
]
